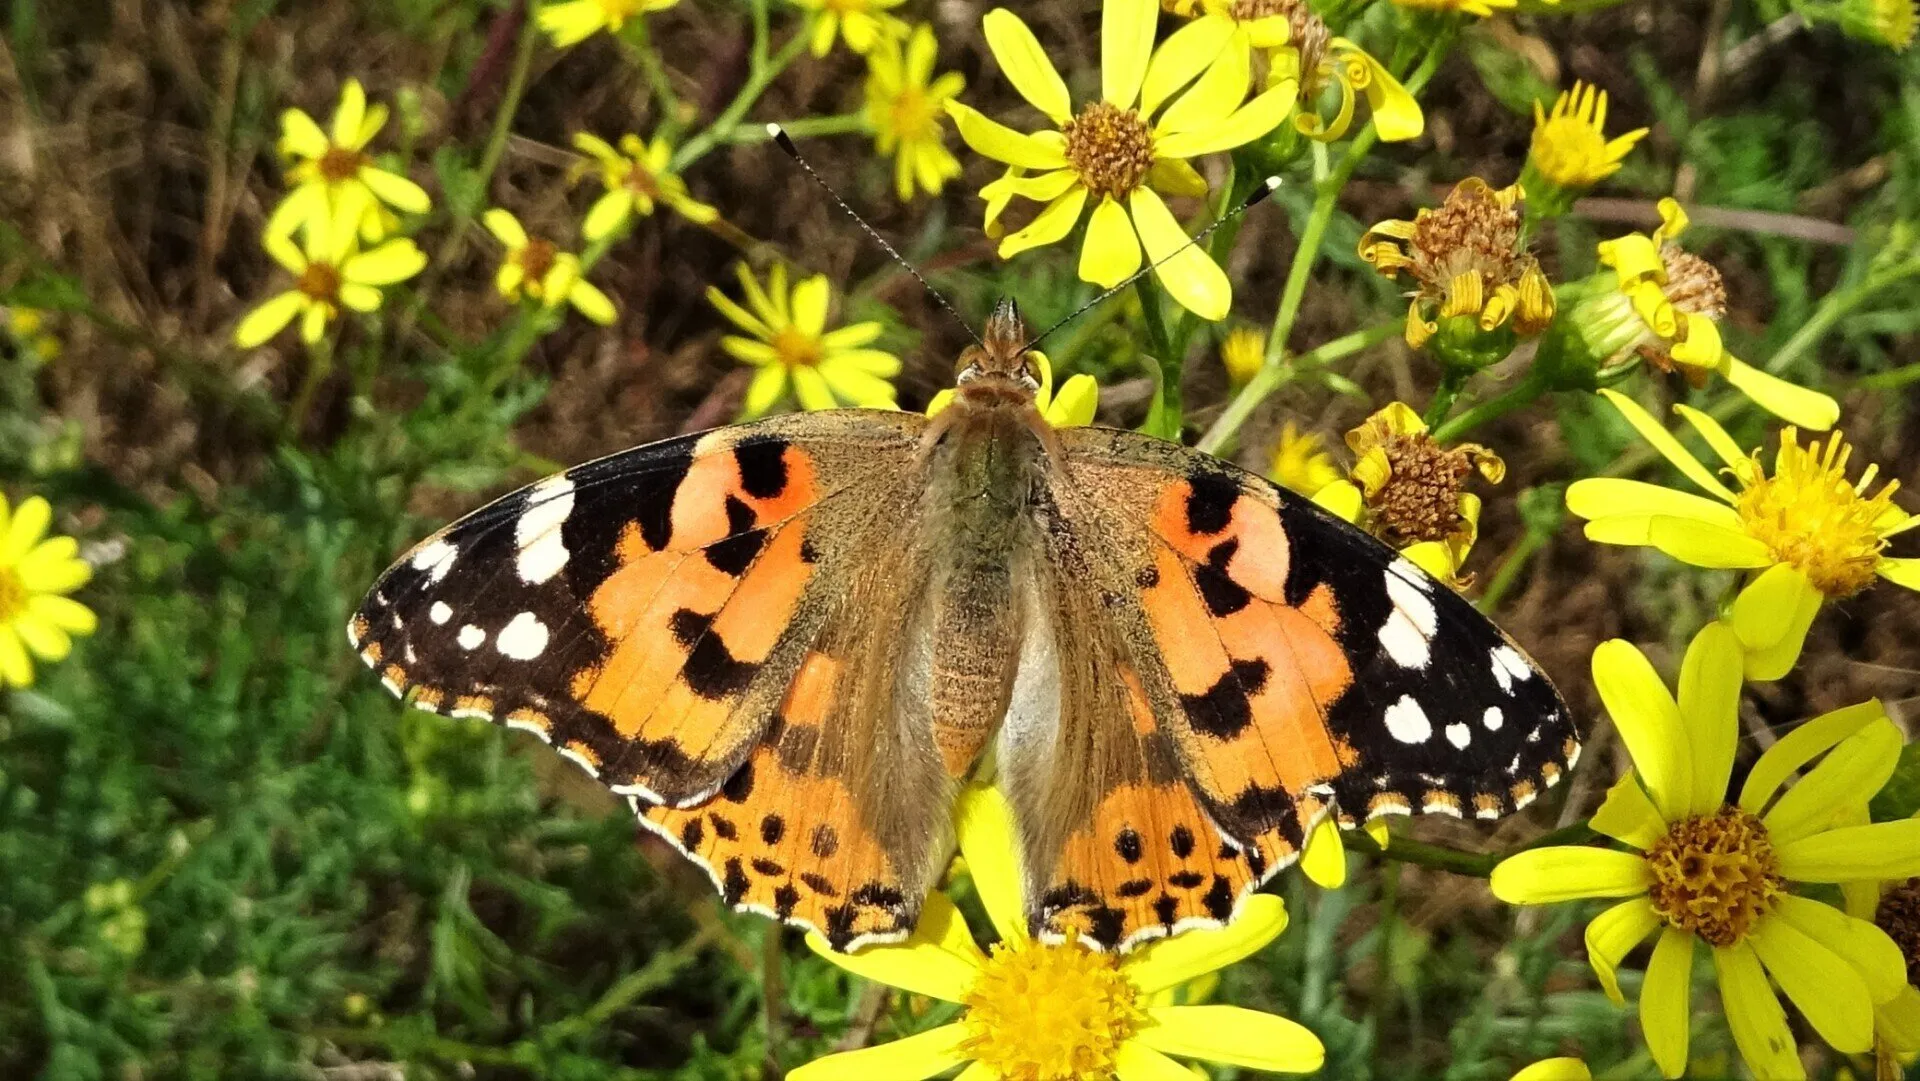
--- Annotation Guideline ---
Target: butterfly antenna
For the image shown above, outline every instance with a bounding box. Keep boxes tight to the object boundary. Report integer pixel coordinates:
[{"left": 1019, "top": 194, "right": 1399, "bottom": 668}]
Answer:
[
  {"left": 768, "top": 124, "right": 984, "bottom": 349},
  {"left": 1020, "top": 177, "right": 1283, "bottom": 353}
]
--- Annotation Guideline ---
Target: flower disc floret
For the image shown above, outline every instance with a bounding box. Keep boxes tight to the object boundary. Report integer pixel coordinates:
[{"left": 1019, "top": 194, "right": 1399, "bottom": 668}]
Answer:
[
  {"left": 960, "top": 941, "right": 1145, "bottom": 1079},
  {"left": 1645, "top": 807, "right": 1783, "bottom": 947},
  {"left": 1733, "top": 429, "right": 1904, "bottom": 597},
  {"left": 1876, "top": 879, "right": 1920, "bottom": 988},
  {"left": 1063, "top": 101, "right": 1157, "bottom": 201},
  {"left": 1361, "top": 179, "right": 1554, "bottom": 349}
]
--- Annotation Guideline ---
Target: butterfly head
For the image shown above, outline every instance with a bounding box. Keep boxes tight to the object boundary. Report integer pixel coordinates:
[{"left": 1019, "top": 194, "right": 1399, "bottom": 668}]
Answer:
[{"left": 952, "top": 297, "right": 1041, "bottom": 406}]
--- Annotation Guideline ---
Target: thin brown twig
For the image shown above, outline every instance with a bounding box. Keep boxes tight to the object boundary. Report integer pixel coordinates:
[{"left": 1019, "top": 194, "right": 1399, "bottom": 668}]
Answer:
[
  {"left": 834, "top": 985, "right": 893, "bottom": 1052},
  {"left": 1571, "top": 198, "right": 1855, "bottom": 246}
]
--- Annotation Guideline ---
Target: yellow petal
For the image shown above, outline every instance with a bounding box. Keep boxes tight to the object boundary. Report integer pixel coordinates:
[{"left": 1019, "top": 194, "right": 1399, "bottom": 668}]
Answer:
[
  {"left": 1136, "top": 1005, "right": 1326, "bottom": 1072},
  {"left": 1510, "top": 1059, "right": 1592, "bottom": 1081},
  {"left": 1299, "top": 816, "right": 1347, "bottom": 888},
  {"left": 827, "top": 348, "right": 903, "bottom": 378},
  {"left": 483, "top": 208, "right": 527, "bottom": 247},
  {"left": 1669, "top": 404, "right": 1747, "bottom": 471},
  {"left": 1124, "top": 894, "right": 1287, "bottom": 993},
  {"left": 1146, "top": 157, "right": 1209, "bottom": 198},
  {"left": 999, "top": 186, "right": 1088, "bottom": 259},
  {"left": 1598, "top": 232, "right": 1664, "bottom": 282},
  {"left": 741, "top": 364, "right": 788, "bottom": 418},
  {"left": 1713, "top": 943, "right": 1805, "bottom": 1081},
  {"left": 1112, "top": 1041, "right": 1205, "bottom": 1081},
  {"left": 1878, "top": 555, "right": 1920, "bottom": 590},
  {"left": 1079, "top": 196, "right": 1144, "bottom": 287},
  {"left": 1762, "top": 717, "right": 1901, "bottom": 845},
  {"left": 1777, "top": 817, "right": 1920, "bottom": 883},
  {"left": 0, "top": 625, "right": 34, "bottom": 687},
  {"left": 1589, "top": 772, "right": 1665, "bottom": 850},
  {"left": 583, "top": 191, "right": 632, "bottom": 242},
  {"left": 1675, "top": 621, "right": 1743, "bottom": 816},
  {"left": 1139, "top": 16, "right": 1236, "bottom": 115},
  {"left": 279, "top": 107, "right": 329, "bottom": 159},
  {"left": 1641, "top": 928, "right": 1695, "bottom": 1079},
  {"left": 944, "top": 100, "right": 1069, "bottom": 170},
  {"left": 982, "top": 9, "right": 1072, "bottom": 125},
  {"left": 1154, "top": 30, "right": 1250, "bottom": 138},
  {"left": 791, "top": 274, "right": 832, "bottom": 337},
  {"left": 332, "top": 79, "right": 368, "bottom": 147},
  {"left": 1154, "top": 80, "right": 1296, "bottom": 158},
  {"left": 1771, "top": 894, "right": 1909, "bottom": 1005},
  {"left": 1348, "top": 46, "right": 1423, "bottom": 141},
  {"left": 1489, "top": 847, "right": 1652, "bottom": 904},
  {"left": 1722, "top": 355, "right": 1840, "bottom": 431},
  {"left": 346, "top": 240, "right": 427, "bottom": 286},
  {"left": 338, "top": 283, "right": 383, "bottom": 313},
  {"left": 27, "top": 595, "right": 96, "bottom": 635},
  {"left": 13, "top": 610, "right": 72, "bottom": 661},
  {"left": 1738, "top": 698, "right": 1883, "bottom": 814},
  {"left": 359, "top": 166, "right": 431, "bottom": 214},
  {"left": 1045, "top": 374, "right": 1100, "bottom": 427},
  {"left": 1728, "top": 563, "right": 1822, "bottom": 681},
  {"left": 1644, "top": 516, "right": 1776, "bottom": 569},
  {"left": 4, "top": 496, "right": 51, "bottom": 561},
  {"left": 1584, "top": 897, "right": 1661, "bottom": 1006},
  {"left": 955, "top": 784, "right": 1028, "bottom": 942},
  {"left": 1311, "top": 480, "right": 1363, "bottom": 523},
  {"left": 1129, "top": 187, "right": 1229, "bottom": 320},
  {"left": 785, "top": 1023, "right": 971, "bottom": 1081},
  {"left": 791, "top": 364, "right": 838, "bottom": 411},
  {"left": 1751, "top": 915, "right": 1874, "bottom": 1052},
  {"left": 234, "top": 292, "right": 306, "bottom": 348},
  {"left": 568, "top": 280, "right": 618, "bottom": 326},
  {"left": 804, "top": 894, "right": 983, "bottom": 1001},
  {"left": 1594, "top": 389, "right": 1735, "bottom": 502},
  {"left": 1878, "top": 986, "right": 1920, "bottom": 1054},
  {"left": 1591, "top": 639, "right": 1689, "bottom": 821},
  {"left": 1564, "top": 478, "right": 1741, "bottom": 530},
  {"left": 1102, "top": 0, "right": 1157, "bottom": 108}
]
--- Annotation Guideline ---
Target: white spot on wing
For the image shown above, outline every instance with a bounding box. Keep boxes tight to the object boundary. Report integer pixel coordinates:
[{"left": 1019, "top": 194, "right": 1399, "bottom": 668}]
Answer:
[
  {"left": 1483, "top": 706, "right": 1504, "bottom": 731},
  {"left": 430, "top": 601, "right": 452, "bottom": 625},
  {"left": 1445, "top": 723, "right": 1472, "bottom": 749},
  {"left": 1491, "top": 645, "right": 1533, "bottom": 693},
  {"left": 1378, "top": 568, "right": 1439, "bottom": 668},
  {"left": 515, "top": 475, "right": 575, "bottom": 584},
  {"left": 411, "top": 539, "right": 458, "bottom": 583},
  {"left": 496, "top": 612, "right": 550, "bottom": 660},
  {"left": 1384, "top": 695, "right": 1432, "bottom": 743},
  {"left": 457, "top": 624, "right": 485, "bottom": 650}
]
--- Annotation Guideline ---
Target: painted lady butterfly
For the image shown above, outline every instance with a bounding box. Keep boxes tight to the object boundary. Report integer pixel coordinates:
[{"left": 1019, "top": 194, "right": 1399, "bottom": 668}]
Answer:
[{"left": 349, "top": 299, "right": 1579, "bottom": 954}]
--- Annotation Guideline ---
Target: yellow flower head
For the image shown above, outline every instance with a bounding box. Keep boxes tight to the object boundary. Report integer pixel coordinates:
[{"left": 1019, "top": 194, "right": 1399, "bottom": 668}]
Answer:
[
  {"left": 1526, "top": 81, "right": 1648, "bottom": 191},
  {"left": 1218, "top": 325, "right": 1265, "bottom": 386},
  {"left": 0, "top": 494, "right": 97, "bottom": 688},
  {"left": 482, "top": 209, "right": 617, "bottom": 326},
  {"left": 1312, "top": 402, "right": 1502, "bottom": 586},
  {"left": 946, "top": 0, "right": 1297, "bottom": 320},
  {"left": 269, "top": 79, "right": 432, "bottom": 243},
  {"left": 1585, "top": 198, "right": 1839, "bottom": 429},
  {"left": 707, "top": 262, "right": 901, "bottom": 416},
  {"left": 1838, "top": 0, "right": 1917, "bottom": 49},
  {"left": 1566, "top": 390, "right": 1919, "bottom": 678},
  {"left": 235, "top": 219, "right": 427, "bottom": 347},
  {"left": 571, "top": 132, "right": 719, "bottom": 241},
  {"left": 790, "top": 786, "right": 1325, "bottom": 1081},
  {"left": 865, "top": 25, "right": 965, "bottom": 202},
  {"left": 3, "top": 307, "right": 60, "bottom": 361},
  {"left": 1173, "top": 0, "right": 1424, "bottom": 144},
  {"left": 1267, "top": 420, "right": 1341, "bottom": 497},
  {"left": 1493, "top": 623, "right": 1920, "bottom": 1081},
  {"left": 789, "top": 0, "right": 907, "bottom": 56},
  {"left": 1360, "top": 178, "right": 1556, "bottom": 351},
  {"left": 537, "top": 0, "right": 679, "bottom": 48}
]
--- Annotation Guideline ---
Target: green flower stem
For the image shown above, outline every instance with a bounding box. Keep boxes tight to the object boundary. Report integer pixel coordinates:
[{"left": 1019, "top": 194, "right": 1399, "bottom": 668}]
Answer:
[
  {"left": 1429, "top": 367, "right": 1551, "bottom": 444},
  {"left": 1197, "top": 321, "right": 1399, "bottom": 454},
  {"left": 671, "top": 30, "right": 812, "bottom": 171},
  {"left": 625, "top": 19, "right": 683, "bottom": 131},
  {"left": 1423, "top": 368, "right": 1468, "bottom": 428},
  {"left": 1855, "top": 361, "right": 1920, "bottom": 392},
  {"left": 285, "top": 336, "right": 336, "bottom": 438},
  {"left": 1138, "top": 278, "right": 1184, "bottom": 440},
  {"left": 1475, "top": 520, "right": 1552, "bottom": 615},
  {"left": 1764, "top": 255, "right": 1920, "bottom": 376},
  {"left": 720, "top": 112, "right": 870, "bottom": 144}
]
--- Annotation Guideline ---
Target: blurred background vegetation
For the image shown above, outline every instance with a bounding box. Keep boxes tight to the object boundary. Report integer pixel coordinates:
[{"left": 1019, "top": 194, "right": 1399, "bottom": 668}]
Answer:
[{"left": 1, "top": 0, "right": 1917, "bottom": 1078}]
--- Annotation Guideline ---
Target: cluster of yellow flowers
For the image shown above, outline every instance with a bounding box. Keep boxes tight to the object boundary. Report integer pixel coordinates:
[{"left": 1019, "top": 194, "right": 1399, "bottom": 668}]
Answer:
[{"left": 0, "top": 494, "right": 96, "bottom": 689}]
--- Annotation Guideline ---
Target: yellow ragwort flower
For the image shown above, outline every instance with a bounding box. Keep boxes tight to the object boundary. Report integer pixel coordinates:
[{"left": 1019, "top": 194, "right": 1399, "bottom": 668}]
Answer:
[
  {"left": 571, "top": 132, "right": 718, "bottom": 242},
  {"left": 537, "top": 0, "right": 678, "bottom": 48},
  {"left": 1492, "top": 623, "right": 1920, "bottom": 1081},
  {"left": 1511, "top": 1059, "right": 1592, "bottom": 1081},
  {"left": 1525, "top": 81, "right": 1648, "bottom": 192},
  {"left": 482, "top": 209, "right": 617, "bottom": 326},
  {"left": 1583, "top": 198, "right": 1839, "bottom": 429},
  {"left": 3, "top": 307, "right": 60, "bottom": 361},
  {"left": 1838, "top": 0, "right": 1917, "bottom": 49},
  {"left": 1218, "top": 325, "right": 1264, "bottom": 386},
  {"left": 0, "top": 494, "right": 96, "bottom": 688},
  {"left": 865, "top": 25, "right": 965, "bottom": 202},
  {"left": 927, "top": 349, "right": 1099, "bottom": 428},
  {"left": 708, "top": 263, "right": 901, "bottom": 416},
  {"left": 235, "top": 221, "right": 427, "bottom": 347},
  {"left": 790, "top": 786, "right": 1324, "bottom": 1081},
  {"left": 268, "top": 80, "right": 431, "bottom": 242},
  {"left": 789, "top": 0, "right": 907, "bottom": 56},
  {"left": 1314, "top": 402, "right": 1503, "bottom": 586},
  {"left": 1359, "top": 178, "right": 1556, "bottom": 351},
  {"left": 946, "top": 0, "right": 1295, "bottom": 320},
  {"left": 1566, "top": 389, "right": 1918, "bottom": 678},
  {"left": 1165, "top": 0, "right": 1422, "bottom": 145},
  {"left": 1267, "top": 420, "right": 1341, "bottom": 497}
]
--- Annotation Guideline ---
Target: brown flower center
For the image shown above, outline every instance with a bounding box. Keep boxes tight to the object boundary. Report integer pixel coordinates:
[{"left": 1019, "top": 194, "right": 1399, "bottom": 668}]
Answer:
[
  {"left": 1658, "top": 246, "right": 1727, "bottom": 320},
  {"left": 1875, "top": 878, "right": 1920, "bottom": 989},
  {"left": 622, "top": 163, "right": 661, "bottom": 198},
  {"left": 1410, "top": 183, "right": 1525, "bottom": 301},
  {"left": 297, "top": 263, "right": 343, "bottom": 302},
  {"left": 0, "top": 567, "right": 25, "bottom": 621},
  {"left": 517, "top": 239, "right": 558, "bottom": 286},
  {"left": 1228, "top": 0, "right": 1328, "bottom": 75},
  {"left": 1372, "top": 433, "right": 1472, "bottom": 544},
  {"left": 1645, "top": 807, "right": 1783, "bottom": 948},
  {"left": 771, "top": 326, "right": 823, "bottom": 370},
  {"left": 317, "top": 146, "right": 368, "bottom": 183},
  {"left": 1063, "top": 100, "right": 1155, "bottom": 203}
]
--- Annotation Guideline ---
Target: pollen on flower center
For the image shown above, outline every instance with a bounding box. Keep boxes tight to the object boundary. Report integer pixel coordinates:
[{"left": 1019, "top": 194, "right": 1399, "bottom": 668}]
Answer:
[
  {"left": 297, "top": 263, "right": 343, "bottom": 302},
  {"left": 1063, "top": 101, "right": 1156, "bottom": 203},
  {"left": 0, "top": 567, "right": 25, "bottom": 621},
  {"left": 960, "top": 940, "right": 1146, "bottom": 1081},
  {"left": 1658, "top": 247, "right": 1727, "bottom": 320},
  {"left": 1644, "top": 806, "right": 1783, "bottom": 947},
  {"left": 1411, "top": 183, "right": 1524, "bottom": 296},
  {"left": 1874, "top": 877, "right": 1920, "bottom": 989},
  {"left": 1733, "top": 429, "right": 1896, "bottom": 597},
  {"left": 889, "top": 87, "right": 936, "bottom": 139},
  {"left": 317, "top": 146, "right": 368, "bottom": 182},
  {"left": 518, "top": 238, "right": 558, "bottom": 284},
  {"left": 1372, "top": 433, "right": 1474, "bottom": 543},
  {"left": 771, "top": 326, "right": 823, "bottom": 370}
]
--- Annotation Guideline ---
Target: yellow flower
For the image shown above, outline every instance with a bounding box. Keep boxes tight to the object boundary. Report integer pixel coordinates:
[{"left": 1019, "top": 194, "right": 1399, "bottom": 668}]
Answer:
[
  {"left": 1389, "top": 0, "right": 1517, "bottom": 15},
  {"left": 1585, "top": 198, "right": 1839, "bottom": 429},
  {"left": 927, "top": 349, "right": 1099, "bottom": 428},
  {"left": 945, "top": 0, "right": 1296, "bottom": 320},
  {"left": 865, "top": 25, "right": 965, "bottom": 202},
  {"left": 1267, "top": 421, "right": 1341, "bottom": 497},
  {"left": 1491, "top": 624, "right": 1920, "bottom": 1081},
  {"left": 1565, "top": 389, "right": 1918, "bottom": 678},
  {"left": 537, "top": 0, "right": 677, "bottom": 48},
  {"left": 0, "top": 494, "right": 97, "bottom": 688},
  {"left": 1165, "top": 0, "right": 1421, "bottom": 145},
  {"left": 267, "top": 80, "right": 432, "bottom": 242},
  {"left": 1524, "top": 81, "right": 1648, "bottom": 193},
  {"left": 1217, "top": 325, "right": 1264, "bottom": 386},
  {"left": 1838, "top": 0, "right": 1917, "bottom": 49},
  {"left": 482, "top": 209, "right": 617, "bottom": 326},
  {"left": 1314, "top": 402, "right": 1503, "bottom": 586},
  {"left": 789, "top": 0, "right": 907, "bottom": 56},
  {"left": 3, "top": 307, "right": 60, "bottom": 361},
  {"left": 1511, "top": 1059, "right": 1591, "bottom": 1081},
  {"left": 707, "top": 263, "right": 901, "bottom": 415},
  {"left": 790, "top": 786, "right": 1324, "bottom": 1081},
  {"left": 234, "top": 221, "right": 427, "bottom": 347},
  {"left": 1839, "top": 809, "right": 1920, "bottom": 1067},
  {"left": 1359, "top": 178, "right": 1555, "bottom": 353},
  {"left": 571, "top": 132, "right": 718, "bottom": 241}
]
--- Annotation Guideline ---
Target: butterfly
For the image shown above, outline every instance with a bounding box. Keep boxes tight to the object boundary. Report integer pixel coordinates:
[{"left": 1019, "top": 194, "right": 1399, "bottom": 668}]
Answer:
[{"left": 349, "top": 298, "right": 1579, "bottom": 954}]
